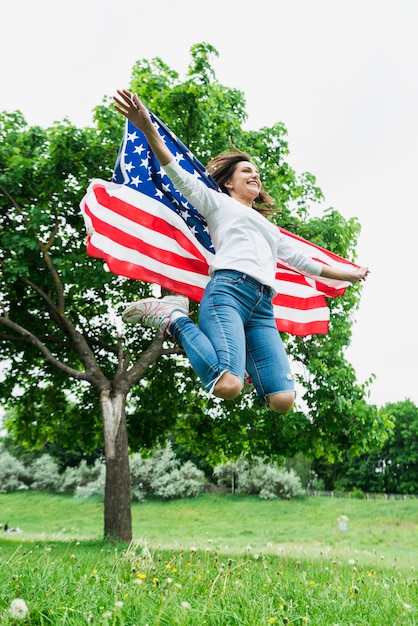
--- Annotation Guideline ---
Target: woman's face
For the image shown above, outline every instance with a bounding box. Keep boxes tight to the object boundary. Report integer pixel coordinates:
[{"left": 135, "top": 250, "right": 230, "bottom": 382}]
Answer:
[{"left": 224, "top": 161, "right": 261, "bottom": 207}]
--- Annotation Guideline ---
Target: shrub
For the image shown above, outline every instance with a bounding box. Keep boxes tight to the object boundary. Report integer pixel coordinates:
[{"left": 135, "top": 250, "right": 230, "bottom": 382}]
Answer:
[
  {"left": 60, "top": 459, "right": 104, "bottom": 494},
  {"left": 152, "top": 461, "right": 206, "bottom": 499},
  {"left": 0, "top": 451, "right": 29, "bottom": 493},
  {"left": 130, "top": 444, "right": 206, "bottom": 499},
  {"left": 30, "top": 454, "right": 62, "bottom": 492},
  {"left": 213, "top": 456, "right": 304, "bottom": 499},
  {"left": 74, "top": 463, "right": 106, "bottom": 498}
]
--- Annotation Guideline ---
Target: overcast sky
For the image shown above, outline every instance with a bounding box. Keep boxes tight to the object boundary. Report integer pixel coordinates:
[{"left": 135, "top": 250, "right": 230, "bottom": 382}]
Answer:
[{"left": 2, "top": 0, "right": 417, "bottom": 408}]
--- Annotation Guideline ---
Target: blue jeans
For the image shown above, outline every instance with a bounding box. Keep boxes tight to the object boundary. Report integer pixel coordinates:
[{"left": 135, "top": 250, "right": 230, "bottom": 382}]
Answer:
[{"left": 171, "top": 270, "right": 295, "bottom": 404}]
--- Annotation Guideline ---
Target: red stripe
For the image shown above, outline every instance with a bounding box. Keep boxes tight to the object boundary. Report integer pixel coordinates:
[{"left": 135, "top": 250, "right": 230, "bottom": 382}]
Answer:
[
  {"left": 276, "top": 268, "right": 346, "bottom": 298},
  {"left": 276, "top": 317, "right": 329, "bottom": 336},
  {"left": 274, "top": 293, "right": 328, "bottom": 311},
  {"left": 84, "top": 201, "right": 210, "bottom": 277},
  {"left": 92, "top": 184, "right": 209, "bottom": 264},
  {"left": 86, "top": 240, "right": 205, "bottom": 302}
]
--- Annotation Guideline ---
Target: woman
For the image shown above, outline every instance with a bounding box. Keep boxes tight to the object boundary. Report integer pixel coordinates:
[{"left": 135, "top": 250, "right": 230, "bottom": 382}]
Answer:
[{"left": 113, "top": 89, "right": 369, "bottom": 413}]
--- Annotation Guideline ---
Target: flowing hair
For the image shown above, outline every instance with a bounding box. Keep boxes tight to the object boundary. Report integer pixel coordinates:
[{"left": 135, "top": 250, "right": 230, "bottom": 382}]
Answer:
[{"left": 206, "top": 146, "right": 276, "bottom": 216}]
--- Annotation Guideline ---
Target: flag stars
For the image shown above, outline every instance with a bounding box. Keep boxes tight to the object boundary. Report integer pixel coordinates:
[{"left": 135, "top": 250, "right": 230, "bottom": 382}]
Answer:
[
  {"left": 127, "top": 130, "right": 139, "bottom": 143},
  {"left": 140, "top": 157, "right": 149, "bottom": 169},
  {"left": 124, "top": 161, "right": 135, "bottom": 173},
  {"left": 133, "top": 143, "right": 147, "bottom": 156},
  {"left": 130, "top": 175, "right": 142, "bottom": 187},
  {"left": 174, "top": 152, "right": 185, "bottom": 164}
]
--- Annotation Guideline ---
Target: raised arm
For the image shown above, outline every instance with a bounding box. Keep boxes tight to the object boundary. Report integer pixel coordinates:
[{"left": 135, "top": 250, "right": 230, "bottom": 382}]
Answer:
[{"left": 113, "top": 89, "right": 172, "bottom": 166}]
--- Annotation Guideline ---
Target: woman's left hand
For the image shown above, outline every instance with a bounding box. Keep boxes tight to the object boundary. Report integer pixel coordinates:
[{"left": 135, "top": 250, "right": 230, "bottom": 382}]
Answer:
[{"left": 349, "top": 267, "right": 370, "bottom": 283}]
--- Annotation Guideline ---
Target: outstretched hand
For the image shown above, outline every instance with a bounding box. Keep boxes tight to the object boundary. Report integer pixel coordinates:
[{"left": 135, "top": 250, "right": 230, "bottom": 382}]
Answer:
[
  {"left": 349, "top": 267, "right": 370, "bottom": 283},
  {"left": 113, "top": 89, "right": 152, "bottom": 132}
]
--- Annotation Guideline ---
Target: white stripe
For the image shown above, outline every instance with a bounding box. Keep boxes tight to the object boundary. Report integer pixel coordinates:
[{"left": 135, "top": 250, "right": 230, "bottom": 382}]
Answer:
[
  {"left": 89, "top": 231, "right": 210, "bottom": 288},
  {"left": 273, "top": 303, "right": 330, "bottom": 323},
  {"left": 273, "top": 275, "right": 324, "bottom": 297},
  {"left": 85, "top": 182, "right": 214, "bottom": 263}
]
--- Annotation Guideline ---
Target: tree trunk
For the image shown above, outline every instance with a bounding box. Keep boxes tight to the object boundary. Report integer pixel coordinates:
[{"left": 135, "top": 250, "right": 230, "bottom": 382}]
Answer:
[{"left": 101, "top": 389, "right": 132, "bottom": 542}]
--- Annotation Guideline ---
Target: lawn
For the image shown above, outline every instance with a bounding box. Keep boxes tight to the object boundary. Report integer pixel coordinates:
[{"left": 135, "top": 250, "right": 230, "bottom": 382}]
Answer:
[{"left": 0, "top": 492, "right": 417, "bottom": 624}]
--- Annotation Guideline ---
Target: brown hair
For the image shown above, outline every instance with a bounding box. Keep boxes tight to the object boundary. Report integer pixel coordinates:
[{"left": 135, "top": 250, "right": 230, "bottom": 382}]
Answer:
[{"left": 206, "top": 147, "right": 276, "bottom": 216}]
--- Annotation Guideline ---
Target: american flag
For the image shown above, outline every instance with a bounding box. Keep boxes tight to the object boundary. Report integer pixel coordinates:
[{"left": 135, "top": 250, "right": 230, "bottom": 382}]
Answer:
[{"left": 80, "top": 116, "right": 359, "bottom": 336}]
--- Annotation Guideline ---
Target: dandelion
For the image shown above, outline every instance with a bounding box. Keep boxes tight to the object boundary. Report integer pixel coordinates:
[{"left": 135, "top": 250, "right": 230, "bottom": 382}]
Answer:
[
  {"left": 114, "top": 601, "right": 124, "bottom": 608},
  {"left": 348, "top": 559, "right": 355, "bottom": 565},
  {"left": 269, "top": 618, "right": 277, "bottom": 624},
  {"left": 166, "top": 577, "right": 173, "bottom": 584},
  {"left": 349, "top": 585, "right": 360, "bottom": 597},
  {"left": 9, "top": 599, "right": 29, "bottom": 620},
  {"left": 137, "top": 573, "right": 147, "bottom": 579},
  {"left": 181, "top": 601, "right": 191, "bottom": 610}
]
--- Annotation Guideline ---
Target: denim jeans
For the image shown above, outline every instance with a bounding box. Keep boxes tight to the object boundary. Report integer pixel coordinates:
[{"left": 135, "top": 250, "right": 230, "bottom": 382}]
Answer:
[{"left": 171, "top": 270, "right": 295, "bottom": 404}]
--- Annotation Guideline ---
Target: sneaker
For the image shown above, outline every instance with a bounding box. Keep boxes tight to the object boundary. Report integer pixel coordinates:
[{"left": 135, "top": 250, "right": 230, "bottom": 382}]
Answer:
[
  {"left": 243, "top": 372, "right": 254, "bottom": 394},
  {"left": 122, "top": 295, "right": 189, "bottom": 333}
]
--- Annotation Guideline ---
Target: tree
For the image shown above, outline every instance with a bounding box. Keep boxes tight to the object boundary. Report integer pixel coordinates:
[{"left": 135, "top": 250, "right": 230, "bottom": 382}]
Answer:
[
  {"left": 0, "top": 43, "right": 389, "bottom": 541},
  {"left": 313, "top": 400, "right": 417, "bottom": 494}
]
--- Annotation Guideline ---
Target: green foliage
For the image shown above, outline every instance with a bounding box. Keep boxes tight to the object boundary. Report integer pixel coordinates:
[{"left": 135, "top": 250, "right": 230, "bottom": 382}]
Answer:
[{"left": 314, "top": 399, "right": 418, "bottom": 494}]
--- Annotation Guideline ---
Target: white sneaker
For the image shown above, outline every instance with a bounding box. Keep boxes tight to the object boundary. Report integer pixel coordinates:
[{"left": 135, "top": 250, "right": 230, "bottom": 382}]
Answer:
[{"left": 122, "top": 295, "right": 189, "bottom": 333}]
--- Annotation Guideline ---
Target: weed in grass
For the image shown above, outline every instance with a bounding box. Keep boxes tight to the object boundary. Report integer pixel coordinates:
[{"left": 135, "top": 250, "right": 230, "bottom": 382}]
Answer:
[
  {"left": 0, "top": 539, "right": 417, "bottom": 625},
  {"left": 1, "top": 493, "right": 418, "bottom": 624}
]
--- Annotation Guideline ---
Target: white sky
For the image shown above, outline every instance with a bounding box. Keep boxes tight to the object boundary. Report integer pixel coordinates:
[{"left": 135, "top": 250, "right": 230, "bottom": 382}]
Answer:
[{"left": 1, "top": 0, "right": 417, "bottom": 408}]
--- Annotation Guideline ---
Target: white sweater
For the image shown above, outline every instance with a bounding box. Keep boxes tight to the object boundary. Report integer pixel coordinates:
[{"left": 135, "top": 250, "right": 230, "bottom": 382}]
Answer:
[{"left": 163, "top": 158, "right": 322, "bottom": 293}]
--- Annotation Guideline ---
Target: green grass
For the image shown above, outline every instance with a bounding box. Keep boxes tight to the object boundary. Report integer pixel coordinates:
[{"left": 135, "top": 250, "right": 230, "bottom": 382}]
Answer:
[{"left": 0, "top": 493, "right": 418, "bottom": 624}]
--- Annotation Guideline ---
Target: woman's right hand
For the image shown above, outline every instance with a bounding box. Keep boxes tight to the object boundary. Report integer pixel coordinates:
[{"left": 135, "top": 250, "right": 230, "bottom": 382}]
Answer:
[
  {"left": 113, "top": 89, "right": 152, "bottom": 132},
  {"left": 113, "top": 89, "right": 172, "bottom": 166}
]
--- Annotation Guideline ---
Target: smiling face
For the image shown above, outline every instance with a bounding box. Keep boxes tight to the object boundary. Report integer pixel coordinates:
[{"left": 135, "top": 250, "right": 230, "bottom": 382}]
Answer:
[{"left": 224, "top": 161, "right": 261, "bottom": 207}]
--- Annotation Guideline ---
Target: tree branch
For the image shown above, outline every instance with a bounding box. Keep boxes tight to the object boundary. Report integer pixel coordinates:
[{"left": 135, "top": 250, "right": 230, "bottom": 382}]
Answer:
[{"left": 0, "top": 315, "right": 90, "bottom": 380}]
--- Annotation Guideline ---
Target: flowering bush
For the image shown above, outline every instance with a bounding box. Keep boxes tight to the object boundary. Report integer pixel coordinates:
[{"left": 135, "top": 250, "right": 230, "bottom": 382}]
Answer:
[
  {"left": 0, "top": 451, "right": 29, "bottom": 493},
  {"left": 30, "top": 454, "right": 62, "bottom": 492},
  {"left": 130, "top": 444, "right": 206, "bottom": 499},
  {"left": 74, "top": 464, "right": 106, "bottom": 498},
  {"left": 213, "top": 456, "right": 303, "bottom": 499}
]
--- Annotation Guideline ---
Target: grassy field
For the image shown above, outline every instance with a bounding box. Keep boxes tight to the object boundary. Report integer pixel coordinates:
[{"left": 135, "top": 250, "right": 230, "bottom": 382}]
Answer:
[{"left": 0, "top": 492, "right": 417, "bottom": 624}]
